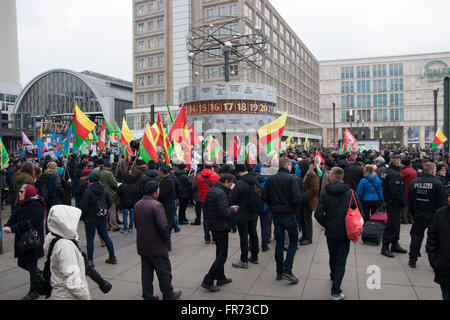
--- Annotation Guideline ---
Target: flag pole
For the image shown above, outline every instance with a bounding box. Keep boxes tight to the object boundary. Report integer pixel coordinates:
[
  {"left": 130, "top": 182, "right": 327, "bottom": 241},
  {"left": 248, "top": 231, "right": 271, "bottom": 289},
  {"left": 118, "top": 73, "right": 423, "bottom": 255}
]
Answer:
[{"left": 130, "top": 138, "right": 144, "bottom": 173}]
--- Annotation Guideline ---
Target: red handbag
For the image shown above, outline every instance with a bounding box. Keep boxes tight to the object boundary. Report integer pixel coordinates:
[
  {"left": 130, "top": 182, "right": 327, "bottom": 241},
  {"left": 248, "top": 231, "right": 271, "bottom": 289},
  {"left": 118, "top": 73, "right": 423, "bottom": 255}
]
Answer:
[
  {"left": 370, "top": 206, "right": 388, "bottom": 226},
  {"left": 345, "top": 190, "right": 364, "bottom": 243}
]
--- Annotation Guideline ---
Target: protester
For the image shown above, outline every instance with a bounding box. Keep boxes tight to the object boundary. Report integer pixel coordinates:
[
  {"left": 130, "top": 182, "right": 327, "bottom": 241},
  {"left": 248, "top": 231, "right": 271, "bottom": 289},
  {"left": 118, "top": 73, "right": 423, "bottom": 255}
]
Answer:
[
  {"left": 253, "top": 163, "right": 271, "bottom": 252},
  {"left": 98, "top": 160, "right": 120, "bottom": 232},
  {"left": 400, "top": 158, "right": 418, "bottom": 224},
  {"left": 298, "top": 159, "right": 319, "bottom": 246},
  {"left": 190, "top": 166, "right": 203, "bottom": 226},
  {"left": 2, "top": 184, "right": 45, "bottom": 300},
  {"left": 169, "top": 165, "right": 182, "bottom": 233},
  {"left": 36, "top": 161, "right": 64, "bottom": 212},
  {"left": 315, "top": 167, "right": 363, "bottom": 300},
  {"left": 357, "top": 165, "right": 384, "bottom": 222},
  {"left": 140, "top": 160, "right": 160, "bottom": 196},
  {"left": 134, "top": 181, "right": 182, "bottom": 300},
  {"left": 157, "top": 165, "right": 176, "bottom": 250},
  {"left": 174, "top": 163, "right": 191, "bottom": 225},
  {"left": 117, "top": 174, "right": 139, "bottom": 233},
  {"left": 201, "top": 173, "right": 238, "bottom": 292},
  {"left": 375, "top": 156, "right": 388, "bottom": 178}
]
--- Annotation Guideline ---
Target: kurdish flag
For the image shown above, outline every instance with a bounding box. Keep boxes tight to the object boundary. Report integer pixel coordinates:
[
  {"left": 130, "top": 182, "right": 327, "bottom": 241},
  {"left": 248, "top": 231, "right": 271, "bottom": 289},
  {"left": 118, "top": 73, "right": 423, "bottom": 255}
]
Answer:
[
  {"left": 0, "top": 137, "right": 9, "bottom": 169},
  {"left": 141, "top": 124, "right": 159, "bottom": 163},
  {"left": 314, "top": 151, "right": 325, "bottom": 179},
  {"left": 431, "top": 129, "right": 448, "bottom": 150},
  {"left": 257, "top": 112, "right": 288, "bottom": 155},
  {"left": 120, "top": 118, "right": 135, "bottom": 147},
  {"left": 72, "top": 102, "right": 96, "bottom": 150},
  {"left": 157, "top": 113, "right": 170, "bottom": 164},
  {"left": 204, "top": 136, "right": 222, "bottom": 164},
  {"left": 105, "top": 119, "right": 115, "bottom": 136}
]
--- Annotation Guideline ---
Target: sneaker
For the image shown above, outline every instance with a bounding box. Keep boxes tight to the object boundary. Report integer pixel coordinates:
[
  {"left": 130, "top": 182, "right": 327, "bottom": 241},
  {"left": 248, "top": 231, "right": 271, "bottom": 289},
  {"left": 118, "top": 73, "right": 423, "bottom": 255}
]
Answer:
[
  {"left": 232, "top": 261, "right": 249, "bottom": 269},
  {"left": 248, "top": 258, "right": 259, "bottom": 264},
  {"left": 216, "top": 278, "right": 232, "bottom": 286},
  {"left": 331, "top": 293, "right": 345, "bottom": 300},
  {"left": 105, "top": 258, "right": 117, "bottom": 265},
  {"left": 276, "top": 273, "right": 283, "bottom": 281},
  {"left": 391, "top": 244, "right": 407, "bottom": 254},
  {"left": 262, "top": 246, "right": 269, "bottom": 252},
  {"left": 282, "top": 272, "right": 299, "bottom": 284},
  {"left": 408, "top": 259, "right": 417, "bottom": 268},
  {"left": 201, "top": 283, "right": 220, "bottom": 292}
]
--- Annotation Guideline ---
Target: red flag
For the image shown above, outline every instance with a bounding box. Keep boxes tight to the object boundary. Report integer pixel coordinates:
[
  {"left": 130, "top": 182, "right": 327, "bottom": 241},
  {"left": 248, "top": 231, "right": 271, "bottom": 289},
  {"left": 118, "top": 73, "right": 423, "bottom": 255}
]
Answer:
[
  {"left": 98, "top": 122, "right": 107, "bottom": 151},
  {"left": 189, "top": 125, "right": 200, "bottom": 146},
  {"left": 344, "top": 128, "right": 357, "bottom": 152},
  {"left": 168, "top": 104, "right": 189, "bottom": 144},
  {"left": 227, "top": 136, "right": 239, "bottom": 159}
]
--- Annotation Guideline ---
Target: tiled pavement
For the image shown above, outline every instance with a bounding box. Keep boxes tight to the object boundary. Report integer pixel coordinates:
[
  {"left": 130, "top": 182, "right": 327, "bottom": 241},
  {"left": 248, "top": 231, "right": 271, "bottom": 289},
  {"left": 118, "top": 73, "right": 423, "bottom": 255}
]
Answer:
[{"left": 0, "top": 206, "right": 442, "bottom": 300}]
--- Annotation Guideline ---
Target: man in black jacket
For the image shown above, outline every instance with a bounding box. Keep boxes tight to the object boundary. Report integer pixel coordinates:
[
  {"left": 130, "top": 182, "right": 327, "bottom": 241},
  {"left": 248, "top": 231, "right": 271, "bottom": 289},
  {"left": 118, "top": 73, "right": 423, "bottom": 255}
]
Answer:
[
  {"left": 345, "top": 157, "right": 364, "bottom": 191},
  {"left": 201, "top": 173, "right": 239, "bottom": 292},
  {"left": 315, "top": 167, "right": 362, "bottom": 300},
  {"left": 158, "top": 165, "right": 176, "bottom": 250},
  {"left": 229, "top": 165, "right": 260, "bottom": 268},
  {"left": 174, "top": 163, "right": 192, "bottom": 225},
  {"left": 262, "top": 157, "right": 302, "bottom": 284},
  {"left": 426, "top": 190, "right": 450, "bottom": 300},
  {"left": 381, "top": 155, "right": 408, "bottom": 258},
  {"left": 140, "top": 160, "right": 160, "bottom": 196},
  {"left": 407, "top": 162, "right": 447, "bottom": 268},
  {"left": 80, "top": 172, "right": 117, "bottom": 265}
]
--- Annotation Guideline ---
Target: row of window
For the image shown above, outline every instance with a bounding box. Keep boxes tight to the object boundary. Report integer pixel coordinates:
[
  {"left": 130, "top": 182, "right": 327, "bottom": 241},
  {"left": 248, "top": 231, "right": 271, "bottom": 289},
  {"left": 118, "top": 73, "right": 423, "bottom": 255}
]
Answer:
[
  {"left": 137, "top": 36, "right": 165, "bottom": 51},
  {"left": 1, "top": 102, "right": 13, "bottom": 112},
  {"left": 137, "top": 18, "right": 164, "bottom": 33},
  {"left": 0, "top": 93, "right": 17, "bottom": 103},
  {"left": 205, "top": 65, "right": 239, "bottom": 79},
  {"left": 340, "top": 78, "right": 403, "bottom": 93},
  {"left": 137, "top": 55, "right": 164, "bottom": 70},
  {"left": 136, "top": 0, "right": 164, "bottom": 16},
  {"left": 341, "top": 63, "right": 404, "bottom": 79},
  {"left": 205, "top": 24, "right": 238, "bottom": 37},
  {"left": 137, "top": 92, "right": 165, "bottom": 105},
  {"left": 137, "top": 73, "right": 165, "bottom": 87},
  {"left": 342, "top": 93, "right": 404, "bottom": 107},
  {"left": 341, "top": 108, "right": 404, "bottom": 122},
  {"left": 205, "top": 3, "right": 238, "bottom": 18}
]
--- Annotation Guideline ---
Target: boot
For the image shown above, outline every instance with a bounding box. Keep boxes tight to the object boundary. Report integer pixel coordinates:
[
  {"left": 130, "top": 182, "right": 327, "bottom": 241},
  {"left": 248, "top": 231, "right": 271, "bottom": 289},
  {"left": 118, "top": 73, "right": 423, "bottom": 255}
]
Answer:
[
  {"left": 391, "top": 243, "right": 407, "bottom": 254},
  {"left": 381, "top": 245, "right": 394, "bottom": 258}
]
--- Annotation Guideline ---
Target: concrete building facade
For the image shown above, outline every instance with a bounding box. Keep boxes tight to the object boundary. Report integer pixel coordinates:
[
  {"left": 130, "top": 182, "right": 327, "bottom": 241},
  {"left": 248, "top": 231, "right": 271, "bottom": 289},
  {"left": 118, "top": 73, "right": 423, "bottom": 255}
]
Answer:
[{"left": 320, "top": 52, "right": 450, "bottom": 148}]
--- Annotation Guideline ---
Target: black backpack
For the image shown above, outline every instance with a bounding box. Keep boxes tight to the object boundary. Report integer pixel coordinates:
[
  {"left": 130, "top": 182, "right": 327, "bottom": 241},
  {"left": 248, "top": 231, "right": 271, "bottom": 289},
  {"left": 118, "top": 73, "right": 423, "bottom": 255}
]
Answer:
[
  {"left": 95, "top": 192, "right": 109, "bottom": 219},
  {"left": 248, "top": 183, "right": 265, "bottom": 215}
]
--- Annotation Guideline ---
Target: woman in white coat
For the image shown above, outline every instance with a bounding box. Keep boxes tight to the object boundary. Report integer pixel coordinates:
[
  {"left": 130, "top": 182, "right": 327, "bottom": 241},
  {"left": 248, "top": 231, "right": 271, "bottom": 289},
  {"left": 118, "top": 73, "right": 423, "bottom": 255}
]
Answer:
[{"left": 44, "top": 205, "right": 91, "bottom": 300}]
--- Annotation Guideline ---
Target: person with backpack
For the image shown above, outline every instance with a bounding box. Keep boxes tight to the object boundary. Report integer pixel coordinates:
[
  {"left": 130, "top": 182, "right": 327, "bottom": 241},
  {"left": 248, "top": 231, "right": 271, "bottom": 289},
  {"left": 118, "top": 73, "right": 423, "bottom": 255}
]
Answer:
[
  {"left": 357, "top": 165, "right": 384, "bottom": 222},
  {"left": 80, "top": 172, "right": 117, "bottom": 265},
  {"left": 315, "top": 167, "right": 363, "bottom": 300},
  {"left": 2, "top": 184, "right": 45, "bottom": 300},
  {"left": 201, "top": 173, "right": 239, "bottom": 292},
  {"left": 117, "top": 174, "right": 139, "bottom": 233},
  {"left": 197, "top": 162, "right": 220, "bottom": 244},
  {"left": 36, "top": 162, "right": 64, "bottom": 213},
  {"left": 229, "top": 164, "right": 262, "bottom": 268},
  {"left": 44, "top": 205, "right": 91, "bottom": 300},
  {"left": 262, "top": 157, "right": 302, "bottom": 284}
]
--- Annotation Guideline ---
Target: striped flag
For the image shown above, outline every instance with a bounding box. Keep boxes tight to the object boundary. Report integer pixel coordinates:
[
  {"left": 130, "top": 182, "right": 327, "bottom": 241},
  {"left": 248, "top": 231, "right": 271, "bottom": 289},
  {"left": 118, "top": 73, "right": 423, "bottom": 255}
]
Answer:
[
  {"left": 431, "top": 129, "right": 448, "bottom": 150},
  {"left": 257, "top": 112, "right": 288, "bottom": 155}
]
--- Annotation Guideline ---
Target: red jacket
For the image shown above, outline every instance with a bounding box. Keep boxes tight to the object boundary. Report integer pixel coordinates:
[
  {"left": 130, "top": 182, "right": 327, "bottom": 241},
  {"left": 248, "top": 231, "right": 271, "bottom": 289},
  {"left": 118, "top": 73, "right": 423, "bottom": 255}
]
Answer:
[
  {"left": 400, "top": 166, "right": 418, "bottom": 197},
  {"left": 197, "top": 169, "right": 220, "bottom": 203}
]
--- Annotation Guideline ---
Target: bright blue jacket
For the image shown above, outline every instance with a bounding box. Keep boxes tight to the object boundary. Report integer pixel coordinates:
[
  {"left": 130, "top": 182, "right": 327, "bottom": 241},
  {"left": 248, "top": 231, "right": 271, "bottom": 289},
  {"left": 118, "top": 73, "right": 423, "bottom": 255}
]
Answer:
[{"left": 357, "top": 175, "right": 384, "bottom": 203}]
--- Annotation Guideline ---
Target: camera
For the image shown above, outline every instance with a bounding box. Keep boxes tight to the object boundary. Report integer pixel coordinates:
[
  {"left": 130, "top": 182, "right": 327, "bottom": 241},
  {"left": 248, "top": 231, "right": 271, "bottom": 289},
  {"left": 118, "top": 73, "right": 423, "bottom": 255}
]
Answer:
[{"left": 81, "top": 250, "right": 112, "bottom": 294}]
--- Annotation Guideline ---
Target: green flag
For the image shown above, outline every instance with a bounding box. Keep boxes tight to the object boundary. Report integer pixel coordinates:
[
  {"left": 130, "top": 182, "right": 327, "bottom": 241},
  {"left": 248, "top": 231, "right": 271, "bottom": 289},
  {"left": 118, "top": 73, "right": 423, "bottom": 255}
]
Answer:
[
  {"left": 166, "top": 101, "right": 174, "bottom": 124},
  {"left": 0, "top": 137, "right": 10, "bottom": 169},
  {"left": 105, "top": 119, "right": 115, "bottom": 136}
]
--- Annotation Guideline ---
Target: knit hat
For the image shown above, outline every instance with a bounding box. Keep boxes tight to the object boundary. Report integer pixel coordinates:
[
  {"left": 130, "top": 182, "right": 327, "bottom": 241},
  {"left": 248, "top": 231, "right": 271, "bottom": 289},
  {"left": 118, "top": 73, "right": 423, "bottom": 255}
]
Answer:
[
  {"left": 436, "top": 164, "right": 445, "bottom": 172},
  {"left": 89, "top": 172, "right": 101, "bottom": 183},
  {"left": 82, "top": 169, "right": 92, "bottom": 177},
  {"left": 375, "top": 156, "right": 385, "bottom": 164},
  {"left": 47, "top": 162, "right": 57, "bottom": 170}
]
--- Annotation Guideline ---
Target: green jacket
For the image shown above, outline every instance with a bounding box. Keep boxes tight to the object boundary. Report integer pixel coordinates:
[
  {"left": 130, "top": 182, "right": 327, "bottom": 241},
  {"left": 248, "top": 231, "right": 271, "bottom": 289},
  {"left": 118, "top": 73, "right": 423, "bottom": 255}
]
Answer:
[
  {"left": 13, "top": 172, "right": 34, "bottom": 193},
  {"left": 133, "top": 165, "right": 147, "bottom": 190},
  {"left": 100, "top": 167, "right": 118, "bottom": 202}
]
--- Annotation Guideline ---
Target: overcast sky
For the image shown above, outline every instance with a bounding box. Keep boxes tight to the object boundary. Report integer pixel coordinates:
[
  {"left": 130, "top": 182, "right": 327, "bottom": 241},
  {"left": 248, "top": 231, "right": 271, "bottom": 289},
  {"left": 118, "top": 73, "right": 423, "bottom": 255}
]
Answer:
[{"left": 16, "top": 0, "right": 450, "bottom": 85}]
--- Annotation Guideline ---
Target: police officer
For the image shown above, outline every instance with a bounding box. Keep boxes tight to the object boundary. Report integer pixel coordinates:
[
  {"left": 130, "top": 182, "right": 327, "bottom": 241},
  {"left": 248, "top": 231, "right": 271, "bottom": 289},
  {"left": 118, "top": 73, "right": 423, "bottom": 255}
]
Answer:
[
  {"left": 380, "top": 155, "right": 408, "bottom": 258},
  {"left": 407, "top": 162, "right": 447, "bottom": 268}
]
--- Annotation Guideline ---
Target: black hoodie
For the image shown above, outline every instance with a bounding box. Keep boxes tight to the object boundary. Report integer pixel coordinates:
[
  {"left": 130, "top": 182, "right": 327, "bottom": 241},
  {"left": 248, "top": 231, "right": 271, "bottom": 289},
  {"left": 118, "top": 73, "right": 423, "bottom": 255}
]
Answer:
[
  {"left": 117, "top": 175, "right": 139, "bottom": 209},
  {"left": 315, "top": 181, "right": 362, "bottom": 240},
  {"left": 229, "top": 172, "right": 259, "bottom": 222},
  {"left": 140, "top": 169, "right": 160, "bottom": 195},
  {"left": 80, "top": 182, "right": 112, "bottom": 224}
]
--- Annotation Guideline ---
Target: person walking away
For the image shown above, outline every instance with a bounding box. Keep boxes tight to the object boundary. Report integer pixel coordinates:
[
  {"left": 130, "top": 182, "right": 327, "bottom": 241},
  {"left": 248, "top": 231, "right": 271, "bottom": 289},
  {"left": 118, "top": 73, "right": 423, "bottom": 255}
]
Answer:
[
  {"left": 132, "top": 159, "right": 147, "bottom": 199},
  {"left": 174, "top": 163, "right": 192, "bottom": 225},
  {"left": 2, "top": 184, "right": 45, "bottom": 300},
  {"left": 98, "top": 160, "right": 120, "bottom": 232},
  {"left": 117, "top": 174, "right": 139, "bottom": 233},
  {"left": 169, "top": 165, "right": 182, "bottom": 233},
  {"left": 400, "top": 158, "right": 418, "bottom": 224},
  {"left": 357, "top": 165, "right": 384, "bottom": 222},
  {"left": 80, "top": 172, "right": 117, "bottom": 265},
  {"left": 190, "top": 167, "right": 203, "bottom": 226},
  {"left": 72, "top": 161, "right": 85, "bottom": 208},
  {"left": 262, "top": 157, "right": 302, "bottom": 284},
  {"left": 299, "top": 159, "right": 319, "bottom": 246},
  {"left": 201, "top": 174, "right": 238, "bottom": 292},
  {"left": 134, "top": 181, "right": 182, "bottom": 300},
  {"left": 140, "top": 160, "right": 160, "bottom": 197},
  {"left": 197, "top": 162, "right": 220, "bottom": 243},
  {"left": 345, "top": 157, "right": 365, "bottom": 191},
  {"left": 381, "top": 155, "right": 408, "bottom": 258},
  {"left": 229, "top": 165, "right": 261, "bottom": 268},
  {"left": 407, "top": 162, "right": 447, "bottom": 268},
  {"left": 426, "top": 189, "right": 450, "bottom": 300},
  {"left": 253, "top": 163, "right": 270, "bottom": 252},
  {"left": 116, "top": 158, "right": 128, "bottom": 184},
  {"left": 157, "top": 165, "right": 176, "bottom": 250},
  {"left": 315, "top": 167, "right": 363, "bottom": 300},
  {"left": 321, "top": 158, "right": 336, "bottom": 191},
  {"left": 36, "top": 162, "right": 64, "bottom": 214},
  {"left": 44, "top": 205, "right": 91, "bottom": 300}
]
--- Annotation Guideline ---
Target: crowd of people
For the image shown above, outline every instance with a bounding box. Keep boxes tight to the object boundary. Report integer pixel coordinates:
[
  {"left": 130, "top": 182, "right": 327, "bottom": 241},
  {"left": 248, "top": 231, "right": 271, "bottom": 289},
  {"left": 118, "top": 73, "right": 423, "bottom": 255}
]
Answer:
[{"left": 1, "top": 146, "right": 450, "bottom": 300}]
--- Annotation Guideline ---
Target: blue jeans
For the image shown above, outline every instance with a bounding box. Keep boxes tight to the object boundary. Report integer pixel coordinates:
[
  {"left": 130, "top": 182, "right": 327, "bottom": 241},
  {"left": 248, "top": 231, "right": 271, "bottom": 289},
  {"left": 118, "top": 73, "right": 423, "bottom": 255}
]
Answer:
[
  {"left": 273, "top": 215, "right": 299, "bottom": 275},
  {"left": 441, "top": 284, "right": 450, "bottom": 300},
  {"left": 327, "top": 238, "right": 350, "bottom": 295},
  {"left": 122, "top": 208, "right": 134, "bottom": 231},
  {"left": 172, "top": 199, "right": 179, "bottom": 230},
  {"left": 85, "top": 220, "right": 116, "bottom": 262},
  {"left": 201, "top": 203, "right": 211, "bottom": 241}
]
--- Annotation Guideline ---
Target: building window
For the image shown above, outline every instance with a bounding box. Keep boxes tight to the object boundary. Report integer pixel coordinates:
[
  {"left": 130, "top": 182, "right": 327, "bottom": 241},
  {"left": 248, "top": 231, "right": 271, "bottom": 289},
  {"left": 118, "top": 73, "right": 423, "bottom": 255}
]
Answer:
[
  {"left": 137, "top": 4, "right": 145, "bottom": 16},
  {"left": 138, "top": 76, "right": 145, "bottom": 87},
  {"left": 255, "top": 0, "right": 262, "bottom": 11},
  {"left": 244, "top": 4, "right": 253, "bottom": 21},
  {"left": 374, "top": 109, "right": 388, "bottom": 122},
  {"left": 157, "top": 73, "right": 164, "bottom": 85},
  {"left": 255, "top": 15, "right": 262, "bottom": 29},
  {"left": 264, "top": 6, "right": 270, "bottom": 20},
  {"left": 157, "top": 55, "right": 164, "bottom": 65},
  {"left": 341, "top": 81, "right": 354, "bottom": 94},
  {"left": 148, "top": 56, "right": 154, "bottom": 67},
  {"left": 148, "top": 2, "right": 154, "bottom": 13},
  {"left": 138, "top": 40, "right": 145, "bottom": 51},
  {"left": 218, "top": 6, "right": 225, "bottom": 16},
  {"left": 138, "top": 95, "right": 145, "bottom": 105},
  {"left": 206, "top": 67, "right": 215, "bottom": 79},
  {"left": 138, "top": 59, "right": 144, "bottom": 70},
  {"left": 147, "top": 38, "right": 154, "bottom": 49},
  {"left": 389, "top": 63, "right": 404, "bottom": 76},
  {"left": 373, "top": 79, "right": 386, "bottom": 92},
  {"left": 148, "top": 20, "right": 154, "bottom": 32},
  {"left": 148, "top": 93, "right": 154, "bottom": 104},
  {"left": 230, "top": 64, "right": 238, "bottom": 76},
  {"left": 218, "top": 66, "right": 225, "bottom": 78},
  {"left": 265, "top": 24, "right": 270, "bottom": 36},
  {"left": 341, "top": 95, "right": 354, "bottom": 108},
  {"left": 147, "top": 75, "right": 154, "bottom": 86},
  {"left": 374, "top": 94, "right": 387, "bottom": 107},
  {"left": 373, "top": 64, "right": 387, "bottom": 77},
  {"left": 158, "top": 36, "right": 165, "bottom": 47},
  {"left": 273, "top": 48, "right": 278, "bottom": 61},
  {"left": 230, "top": 24, "right": 238, "bottom": 35},
  {"left": 156, "top": 0, "right": 164, "bottom": 12},
  {"left": 205, "top": 7, "right": 214, "bottom": 18},
  {"left": 229, "top": 3, "right": 237, "bottom": 15},
  {"left": 218, "top": 26, "right": 226, "bottom": 36},
  {"left": 280, "top": 23, "right": 284, "bottom": 36},
  {"left": 157, "top": 92, "right": 164, "bottom": 103},
  {"left": 137, "top": 23, "right": 145, "bottom": 33},
  {"left": 157, "top": 18, "right": 164, "bottom": 30},
  {"left": 273, "top": 32, "right": 278, "bottom": 45},
  {"left": 390, "top": 93, "right": 404, "bottom": 106}
]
